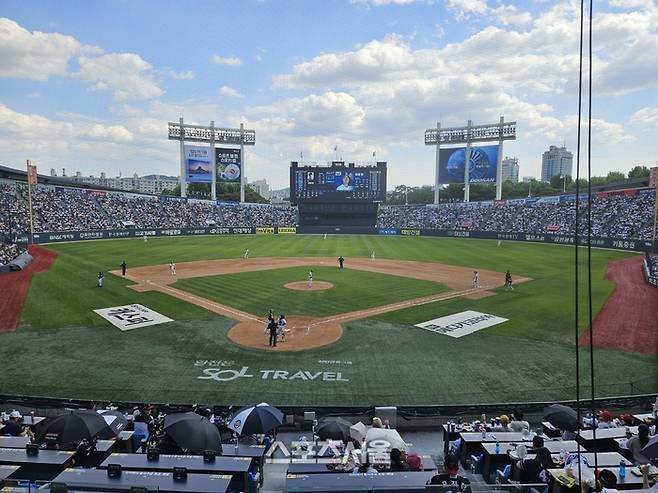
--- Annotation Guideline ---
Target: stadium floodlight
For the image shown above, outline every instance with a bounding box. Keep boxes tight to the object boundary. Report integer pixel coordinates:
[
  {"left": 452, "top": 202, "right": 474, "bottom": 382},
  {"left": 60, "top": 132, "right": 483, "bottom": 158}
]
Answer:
[
  {"left": 168, "top": 118, "right": 256, "bottom": 202},
  {"left": 424, "top": 117, "right": 516, "bottom": 203},
  {"left": 168, "top": 122, "right": 255, "bottom": 145}
]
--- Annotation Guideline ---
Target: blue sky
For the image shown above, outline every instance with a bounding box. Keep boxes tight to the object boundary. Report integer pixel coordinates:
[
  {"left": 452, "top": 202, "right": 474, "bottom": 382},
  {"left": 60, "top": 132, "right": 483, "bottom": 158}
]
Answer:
[{"left": 1, "top": 0, "right": 657, "bottom": 189}]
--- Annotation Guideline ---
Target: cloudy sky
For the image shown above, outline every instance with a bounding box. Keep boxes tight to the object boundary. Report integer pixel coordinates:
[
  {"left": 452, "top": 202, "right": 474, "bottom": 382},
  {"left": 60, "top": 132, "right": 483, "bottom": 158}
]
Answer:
[{"left": 1, "top": 0, "right": 657, "bottom": 189}]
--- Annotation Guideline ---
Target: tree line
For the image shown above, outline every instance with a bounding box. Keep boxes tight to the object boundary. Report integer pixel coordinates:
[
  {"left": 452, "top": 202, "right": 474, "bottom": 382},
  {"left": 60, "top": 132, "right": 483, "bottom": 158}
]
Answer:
[
  {"left": 161, "top": 182, "right": 268, "bottom": 203},
  {"left": 386, "top": 166, "right": 652, "bottom": 205}
]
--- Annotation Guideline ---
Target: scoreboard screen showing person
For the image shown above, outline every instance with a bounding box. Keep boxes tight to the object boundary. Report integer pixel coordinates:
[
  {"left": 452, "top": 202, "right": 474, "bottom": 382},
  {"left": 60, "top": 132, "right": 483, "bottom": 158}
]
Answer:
[{"left": 290, "top": 162, "right": 387, "bottom": 203}]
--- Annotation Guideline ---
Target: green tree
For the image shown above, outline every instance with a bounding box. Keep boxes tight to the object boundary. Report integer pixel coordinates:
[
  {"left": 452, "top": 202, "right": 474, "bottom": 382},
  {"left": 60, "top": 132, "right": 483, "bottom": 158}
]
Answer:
[
  {"left": 549, "top": 174, "right": 572, "bottom": 191},
  {"left": 605, "top": 171, "right": 626, "bottom": 183},
  {"left": 628, "top": 166, "right": 650, "bottom": 179},
  {"left": 159, "top": 183, "right": 267, "bottom": 203}
]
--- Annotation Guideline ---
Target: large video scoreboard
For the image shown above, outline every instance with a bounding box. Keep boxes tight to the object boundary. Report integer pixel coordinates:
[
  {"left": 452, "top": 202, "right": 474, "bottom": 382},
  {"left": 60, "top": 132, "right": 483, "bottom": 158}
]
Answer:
[{"left": 290, "top": 161, "right": 387, "bottom": 204}]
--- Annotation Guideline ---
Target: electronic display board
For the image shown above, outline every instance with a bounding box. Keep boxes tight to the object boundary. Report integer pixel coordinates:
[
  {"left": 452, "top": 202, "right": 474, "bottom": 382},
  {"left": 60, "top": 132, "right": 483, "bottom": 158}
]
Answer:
[{"left": 290, "top": 162, "right": 387, "bottom": 204}]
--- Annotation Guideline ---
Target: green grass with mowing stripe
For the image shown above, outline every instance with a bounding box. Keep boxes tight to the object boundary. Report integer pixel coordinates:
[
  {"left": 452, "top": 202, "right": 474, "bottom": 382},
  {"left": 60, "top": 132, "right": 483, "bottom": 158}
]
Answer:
[
  {"left": 173, "top": 266, "right": 449, "bottom": 317},
  {"left": 0, "top": 234, "right": 653, "bottom": 406}
]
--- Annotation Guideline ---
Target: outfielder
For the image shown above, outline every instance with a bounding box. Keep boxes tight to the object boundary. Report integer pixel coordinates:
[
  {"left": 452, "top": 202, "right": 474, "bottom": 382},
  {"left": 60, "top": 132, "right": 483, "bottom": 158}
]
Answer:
[{"left": 307, "top": 269, "right": 313, "bottom": 288}]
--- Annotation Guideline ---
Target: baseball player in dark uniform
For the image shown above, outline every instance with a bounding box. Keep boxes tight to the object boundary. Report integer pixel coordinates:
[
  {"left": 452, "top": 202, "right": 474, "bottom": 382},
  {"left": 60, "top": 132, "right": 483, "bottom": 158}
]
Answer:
[
  {"left": 120, "top": 260, "right": 127, "bottom": 276},
  {"left": 268, "top": 318, "right": 278, "bottom": 347},
  {"left": 338, "top": 256, "right": 344, "bottom": 269}
]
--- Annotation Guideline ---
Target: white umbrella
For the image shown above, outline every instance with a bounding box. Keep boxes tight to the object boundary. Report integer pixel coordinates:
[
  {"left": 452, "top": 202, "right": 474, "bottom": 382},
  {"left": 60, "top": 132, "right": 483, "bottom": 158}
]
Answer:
[
  {"left": 227, "top": 402, "right": 283, "bottom": 436},
  {"left": 350, "top": 421, "right": 368, "bottom": 442},
  {"left": 365, "top": 427, "right": 408, "bottom": 451}
]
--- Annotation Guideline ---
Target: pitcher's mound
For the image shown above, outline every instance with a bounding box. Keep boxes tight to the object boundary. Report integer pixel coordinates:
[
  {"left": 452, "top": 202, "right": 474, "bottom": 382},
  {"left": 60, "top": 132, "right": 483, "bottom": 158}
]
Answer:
[
  {"left": 284, "top": 281, "right": 334, "bottom": 291},
  {"left": 228, "top": 315, "right": 343, "bottom": 351}
]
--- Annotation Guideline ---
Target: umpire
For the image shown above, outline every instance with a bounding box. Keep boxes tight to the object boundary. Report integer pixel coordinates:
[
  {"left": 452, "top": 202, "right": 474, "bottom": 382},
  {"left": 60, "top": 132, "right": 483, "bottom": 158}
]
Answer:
[{"left": 267, "top": 318, "right": 278, "bottom": 347}]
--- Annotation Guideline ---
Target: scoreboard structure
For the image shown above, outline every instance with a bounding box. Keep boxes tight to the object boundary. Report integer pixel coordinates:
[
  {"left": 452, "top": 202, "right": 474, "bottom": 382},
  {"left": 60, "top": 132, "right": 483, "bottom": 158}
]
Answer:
[{"left": 290, "top": 161, "right": 387, "bottom": 227}]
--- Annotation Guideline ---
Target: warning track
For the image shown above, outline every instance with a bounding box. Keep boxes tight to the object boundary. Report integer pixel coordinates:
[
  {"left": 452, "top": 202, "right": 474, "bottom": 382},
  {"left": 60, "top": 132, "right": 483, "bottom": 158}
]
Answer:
[
  {"left": 0, "top": 246, "right": 58, "bottom": 332},
  {"left": 580, "top": 256, "right": 658, "bottom": 355}
]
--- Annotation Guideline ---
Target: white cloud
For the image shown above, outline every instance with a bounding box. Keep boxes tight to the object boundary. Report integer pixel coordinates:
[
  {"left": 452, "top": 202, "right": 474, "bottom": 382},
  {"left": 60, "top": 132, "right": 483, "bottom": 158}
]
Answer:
[
  {"left": 629, "top": 107, "right": 658, "bottom": 127},
  {"left": 251, "top": 92, "right": 366, "bottom": 136},
  {"left": 446, "top": 0, "right": 488, "bottom": 19},
  {"left": 0, "top": 17, "right": 99, "bottom": 80},
  {"left": 0, "top": 103, "right": 134, "bottom": 144},
  {"left": 219, "top": 85, "right": 244, "bottom": 98},
  {"left": 76, "top": 53, "right": 163, "bottom": 101},
  {"left": 167, "top": 69, "right": 195, "bottom": 80},
  {"left": 210, "top": 54, "right": 242, "bottom": 66},
  {"left": 352, "top": 0, "right": 426, "bottom": 5}
]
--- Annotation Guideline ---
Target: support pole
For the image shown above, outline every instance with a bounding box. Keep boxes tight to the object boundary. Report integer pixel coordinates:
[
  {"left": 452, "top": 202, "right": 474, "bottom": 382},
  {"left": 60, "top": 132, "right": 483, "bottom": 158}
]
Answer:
[
  {"left": 179, "top": 117, "right": 187, "bottom": 198},
  {"left": 651, "top": 186, "right": 658, "bottom": 253},
  {"left": 240, "top": 122, "right": 245, "bottom": 203},
  {"left": 464, "top": 120, "right": 472, "bottom": 203},
  {"left": 434, "top": 122, "right": 441, "bottom": 204},
  {"left": 495, "top": 116, "right": 504, "bottom": 200},
  {"left": 210, "top": 120, "right": 216, "bottom": 201},
  {"left": 26, "top": 160, "right": 34, "bottom": 244}
]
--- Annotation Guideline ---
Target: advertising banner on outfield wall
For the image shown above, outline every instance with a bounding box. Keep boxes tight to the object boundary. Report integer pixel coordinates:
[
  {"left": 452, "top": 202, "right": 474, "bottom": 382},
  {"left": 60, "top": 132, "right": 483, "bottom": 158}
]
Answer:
[
  {"left": 185, "top": 145, "right": 213, "bottom": 183},
  {"left": 439, "top": 145, "right": 498, "bottom": 184},
  {"left": 216, "top": 148, "right": 241, "bottom": 182},
  {"left": 28, "top": 226, "right": 654, "bottom": 253}
]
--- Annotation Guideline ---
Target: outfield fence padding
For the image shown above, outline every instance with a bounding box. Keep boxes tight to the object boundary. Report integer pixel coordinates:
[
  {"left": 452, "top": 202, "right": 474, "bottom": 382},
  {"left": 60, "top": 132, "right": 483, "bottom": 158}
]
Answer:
[{"left": 16, "top": 225, "right": 652, "bottom": 252}]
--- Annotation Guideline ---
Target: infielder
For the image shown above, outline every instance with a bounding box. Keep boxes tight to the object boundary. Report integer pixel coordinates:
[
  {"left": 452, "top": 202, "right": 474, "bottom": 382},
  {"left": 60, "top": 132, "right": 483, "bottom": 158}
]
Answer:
[
  {"left": 170, "top": 261, "right": 176, "bottom": 276},
  {"left": 472, "top": 271, "right": 479, "bottom": 289},
  {"left": 307, "top": 269, "right": 313, "bottom": 288},
  {"left": 97, "top": 272, "right": 104, "bottom": 288},
  {"left": 371, "top": 250, "right": 376, "bottom": 261},
  {"left": 505, "top": 270, "right": 513, "bottom": 291},
  {"left": 243, "top": 249, "right": 250, "bottom": 259}
]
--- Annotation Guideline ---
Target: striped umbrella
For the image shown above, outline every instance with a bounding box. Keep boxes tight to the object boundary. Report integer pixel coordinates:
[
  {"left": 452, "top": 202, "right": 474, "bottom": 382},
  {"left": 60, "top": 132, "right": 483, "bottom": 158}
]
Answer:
[{"left": 228, "top": 403, "right": 283, "bottom": 436}]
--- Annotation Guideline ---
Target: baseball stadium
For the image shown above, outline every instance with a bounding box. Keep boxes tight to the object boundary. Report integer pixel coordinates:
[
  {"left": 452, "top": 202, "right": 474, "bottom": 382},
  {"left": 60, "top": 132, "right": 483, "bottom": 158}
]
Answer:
[
  {"left": 2, "top": 160, "right": 658, "bottom": 408},
  {"left": 2, "top": 2, "right": 658, "bottom": 491}
]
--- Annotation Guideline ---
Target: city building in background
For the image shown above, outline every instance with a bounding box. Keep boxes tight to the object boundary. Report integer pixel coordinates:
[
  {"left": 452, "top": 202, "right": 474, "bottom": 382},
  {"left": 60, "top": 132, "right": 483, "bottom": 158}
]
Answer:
[
  {"left": 56, "top": 170, "right": 179, "bottom": 195},
  {"left": 541, "top": 145, "right": 573, "bottom": 182},
  {"left": 501, "top": 157, "right": 519, "bottom": 183},
  {"left": 249, "top": 179, "right": 271, "bottom": 200},
  {"left": 522, "top": 176, "right": 535, "bottom": 183}
]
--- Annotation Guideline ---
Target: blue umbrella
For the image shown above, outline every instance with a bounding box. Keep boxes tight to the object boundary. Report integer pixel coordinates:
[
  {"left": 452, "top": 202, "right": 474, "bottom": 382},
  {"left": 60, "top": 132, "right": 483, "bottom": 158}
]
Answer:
[{"left": 228, "top": 403, "right": 283, "bottom": 436}]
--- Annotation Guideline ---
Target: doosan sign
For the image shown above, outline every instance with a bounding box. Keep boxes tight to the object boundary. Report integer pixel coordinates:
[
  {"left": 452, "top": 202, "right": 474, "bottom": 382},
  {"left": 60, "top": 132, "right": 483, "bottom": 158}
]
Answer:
[{"left": 198, "top": 367, "right": 349, "bottom": 382}]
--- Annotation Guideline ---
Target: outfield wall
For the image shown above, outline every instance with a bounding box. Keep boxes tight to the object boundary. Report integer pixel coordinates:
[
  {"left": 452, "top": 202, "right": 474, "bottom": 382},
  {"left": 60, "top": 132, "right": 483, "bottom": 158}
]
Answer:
[{"left": 18, "top": 225, "right": 653, "bottom": 252}]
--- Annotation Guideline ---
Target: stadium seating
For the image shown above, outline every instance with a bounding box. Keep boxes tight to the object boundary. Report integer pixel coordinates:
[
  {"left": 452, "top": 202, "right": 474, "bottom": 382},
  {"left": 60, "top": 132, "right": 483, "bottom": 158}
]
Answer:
[
  {"left": 377, "top": 194, "right": 655, "bottom": 240},
  {"left": 0, "top": 181, "right": 655, "bottom": 240}
]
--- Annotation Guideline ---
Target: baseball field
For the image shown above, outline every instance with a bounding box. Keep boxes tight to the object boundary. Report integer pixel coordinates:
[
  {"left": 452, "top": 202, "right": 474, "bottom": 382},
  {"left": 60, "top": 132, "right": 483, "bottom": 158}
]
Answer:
[{"left": 1, "top": 234, "right": 656, "bottom": 407}]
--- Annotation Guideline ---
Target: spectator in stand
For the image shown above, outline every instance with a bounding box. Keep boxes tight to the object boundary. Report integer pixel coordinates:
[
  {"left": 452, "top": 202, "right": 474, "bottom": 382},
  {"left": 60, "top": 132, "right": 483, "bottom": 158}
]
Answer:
[
  {"left": 492, "top": 415, "right": 511, "bottom": 432},
  {"left": 509, "top": 412, "right": 530, "bottom": 433},
  {"left": 389, "top": 448, "right": 409, "bottom": 471},
  {"left": 426, "top": 454, "right": 471, "bottom": 491},
  {"left": 626, "top": 424, "right": 651, "bottom": 465},
  {"left": 597, "top": 410, "right": 617, "bottom": 429}
]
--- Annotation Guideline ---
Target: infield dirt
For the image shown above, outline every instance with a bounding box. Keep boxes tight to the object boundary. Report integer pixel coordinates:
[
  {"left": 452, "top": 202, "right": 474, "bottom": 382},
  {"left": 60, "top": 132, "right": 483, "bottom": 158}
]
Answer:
[{"left": 112, "top": 257, "right": 530, "bottom": 351}]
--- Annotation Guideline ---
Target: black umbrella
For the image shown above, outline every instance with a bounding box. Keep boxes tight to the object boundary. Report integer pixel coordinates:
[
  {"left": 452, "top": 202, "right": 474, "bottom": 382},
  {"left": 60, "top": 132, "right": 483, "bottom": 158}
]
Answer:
[
  {"left": 164, "top": 412, "right": 221, "bottom": 453},
  {"left": 316, "top": 417, "right": 352, "bottom": 440},
  {"left": 34, "top": 410, "right": 112, "bottom": 449},
  {"left": 641, "top": 435, "right": 658, "bottom": 460},
  {"left": 544, "top": 404, "right": 579, "bottom": 432},
  {"left": 228, "top": 402, "right": 284, "bottom": 436},
  {"left": 97, "top": 410, "right": 129, "bottom": 439}
]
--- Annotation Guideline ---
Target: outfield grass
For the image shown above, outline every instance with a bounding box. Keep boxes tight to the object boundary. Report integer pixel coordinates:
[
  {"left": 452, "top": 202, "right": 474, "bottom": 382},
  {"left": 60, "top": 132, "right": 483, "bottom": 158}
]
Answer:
[
  {"left": 173, "top": 266, "right": 449, "bottom": 317},
  {"left": 1, "top": 234, "right": 654, "bottom": 406}
]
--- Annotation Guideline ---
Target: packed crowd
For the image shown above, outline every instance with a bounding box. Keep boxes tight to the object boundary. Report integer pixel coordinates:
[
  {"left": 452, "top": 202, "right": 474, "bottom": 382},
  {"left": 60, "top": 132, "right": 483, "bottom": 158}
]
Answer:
[
  {"left": 0, "top": 242, "right": 22, "bottom": 265},
  {"left": 377, "top": 193, "right": 656, "bottom": 240},
  {"left": 0, "top": 182, "right": 298, "bottom": 233}
]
